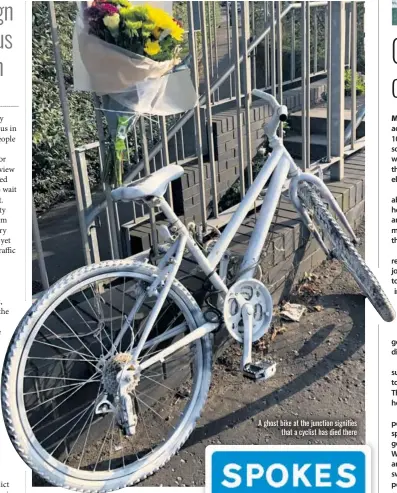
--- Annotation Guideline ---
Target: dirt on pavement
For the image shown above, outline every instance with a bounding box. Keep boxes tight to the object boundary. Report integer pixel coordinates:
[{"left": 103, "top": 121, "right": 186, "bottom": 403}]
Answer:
[{"left": 142, "top": 222, "right": 366, "bottom": 487}]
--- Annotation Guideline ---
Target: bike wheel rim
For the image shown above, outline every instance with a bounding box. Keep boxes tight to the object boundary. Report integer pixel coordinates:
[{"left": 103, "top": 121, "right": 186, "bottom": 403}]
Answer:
[{"left": 15, "top": 270, "right": 205, "bottom": 483}]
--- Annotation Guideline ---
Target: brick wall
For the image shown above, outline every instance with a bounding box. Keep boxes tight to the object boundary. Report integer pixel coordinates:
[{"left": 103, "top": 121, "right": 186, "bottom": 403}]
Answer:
[{"left": 172, "top": 82, "right": 326, "bottom": 223}]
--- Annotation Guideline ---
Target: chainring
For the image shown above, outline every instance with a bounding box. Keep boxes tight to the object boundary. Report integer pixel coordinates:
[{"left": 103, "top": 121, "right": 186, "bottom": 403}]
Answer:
[{"left": 223, "top": 279, "right": 273, "bottom": 343}]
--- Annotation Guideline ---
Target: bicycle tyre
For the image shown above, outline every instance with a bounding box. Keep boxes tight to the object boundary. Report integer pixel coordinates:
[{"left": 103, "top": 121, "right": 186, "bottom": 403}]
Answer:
[
  {"left": 2, "top": 260, "right": 212, "bottom": 492},
  {"left": 297, "top": 182, "right": 395, "bottom": 322}
]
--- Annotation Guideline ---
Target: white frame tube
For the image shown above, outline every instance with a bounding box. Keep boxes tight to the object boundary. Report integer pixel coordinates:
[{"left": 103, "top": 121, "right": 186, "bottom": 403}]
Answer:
[{"left": 239, "top": 153, "right": 291, "bottom": 279}]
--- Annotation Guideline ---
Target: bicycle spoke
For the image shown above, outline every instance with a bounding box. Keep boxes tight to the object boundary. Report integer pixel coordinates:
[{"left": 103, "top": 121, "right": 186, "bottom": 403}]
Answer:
[
  {"left": 94, "top": 414, "right": 116, "bottom": 471},
  {"left": 26, "top": 378, "right": 100, "bottom": 413},
  {"left": 31, "top": 372, "right": 101, "bottom": 431},
  {"left": 61, "top": 304, "right": 99, "bottom": 359},
  {"left": 24, "top": 347, "right": 94, "bottom": 376},
  {"left": 119, "top": 277, "right": 126, "bottom": 353},
  {"left": 135, "top": 395, "right": 176, "bottom": 427},
  {"left": 36, "top": 329, "right": 97, "bottom": 371},
  {"left": 109, "top": 280, "right": 113, "bottom": 350},
  {"left": 65, "top": 386, "right": 103, "bottom": 465},
  {"left": 82, "top": 290, "right": 114, "bottom": 349},
  {"left": 77, "top": 396, "right": 100, "bottom": 469},
  {"left": 46, "top": 402, "right": 95, "bottom": 452},
  {"left": 141, "top": 374, "right": 187, "bottom": 395},
  {"left": 27, "top": 356, "right": 98, "bottom": 363},
  {"left": 136, "top": 390, "right": 183, "bottom": 419},
  {"left": 141, "top": 359, "right": 193, "bottom": 381},
  {"left": 133, "top": 392, "right": 154, "bottom": 455},
  {"left": 24, "top": 380, "right": 98, "bottom": 396},
  {"left": 118, "top": 428, "right": 126, "bottom": 467},
  {"left": 24, "top": 375, "right": 97, "bottom": 382},
  {"left": 108, "top": 414, "right": 116, "bottom": 471}
]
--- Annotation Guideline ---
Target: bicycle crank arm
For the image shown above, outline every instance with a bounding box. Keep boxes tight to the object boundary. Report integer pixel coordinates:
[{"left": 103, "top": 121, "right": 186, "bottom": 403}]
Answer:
[
  {"left": 139, "top": 322, "right": 218, "bottom": 372},
  {"left": 241, "top": 303, "right": 254, "bottom": 370}
]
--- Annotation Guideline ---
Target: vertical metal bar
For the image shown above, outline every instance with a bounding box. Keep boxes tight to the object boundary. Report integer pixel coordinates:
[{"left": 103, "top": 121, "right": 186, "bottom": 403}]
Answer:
[
  {"left": 124, "top": 130, "right": 137, "bottom": 228},
  {"left": 270, "top": 1, "right": 277, "bottom": 97},
  {"left": 264, "top": 2, "right": 270, "bottom": 88},
  {"left": 305, "top": 1, "right": 311, "bottom": 167},
  {"left": 180, "top": 127, "right": 186, "bottom": 161},
  {"left": 32, "top": 201, "right": 50, "bottom": 290},
  {"left": 330, "top": 1, "right": 346, "bottom": 180},
  {"left": 159, "top": 116, "right": 173, "bottom": 208},
  {"left": 276, "top": 3, "right": 283, "bottom": 99},
  {"left": 174, "top": 134, "right": 179, "bottom": 164},
  {"left": 324, "top": 6, "right": 328, "bottom": 70},
  {"left": 76, "top": 150, "right": 101, "bottom": 264},
  {"left": 133, "top": 124, "right": 145, "bottom": 220},
  {"left": 314, "top": 7, "right": 318, "bottom": 73},
  {"left": 242, "top": 2, "right": 253, "bottom": 186},
  {"left": 97, "top": 102, "right": 115, "bottom": 252},
  {"left": 48, "top": 2, "right": 92, "bottom": 265},
  {"left": 300, "top": 1, "right": 307, "bottom": 170},
  {"left": 251, "top": 2, "right": 257, "bottom": 89},
  {"left": 232, "top": 1, "right": 245, "bottom": 199},
  {"left": 93, "top": 95, "right": 120, "bottom": 259},
  {"left": 276, "top": 1, "right": 282, "bottom": 102},
  {"left": 326, "top": 2, "right": 332, "bottom": 162},
  {"left": 208, "top": 1, "right": 214, "bottom": 78},
  {"left": 187, "top": 1, "right": 207, "bottom": 230},
  {"left": 226, "top": 0, "right": 233, "bottom": 99},
  {"left": 140, "top": 117, "right": 158, "bottom": 257},
  {"left": 350, "top": 1, "right": 357, "bottom": 149},
  {"left": 345, "top": 2, "right": 351, "bottom": 68},
  {"left": 200, "top": 1, "right": 219, "bottom": 218},
  {"left": 276, "top": 2, "right": 283, "bottom": 140},
  {"left": 212, "top": 1, "right": 220, "bottom": 101},
  {"left": 148, "top": 116, "right": 154, "bottom": 172},
  {"left": 291, "top": 9, "right": 296, "bottom": 82}
]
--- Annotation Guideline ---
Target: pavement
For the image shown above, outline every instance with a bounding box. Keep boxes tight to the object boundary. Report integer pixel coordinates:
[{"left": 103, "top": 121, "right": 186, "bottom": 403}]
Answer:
[{"left": 141, "top": 220, "right": 366, "bottom": 487}]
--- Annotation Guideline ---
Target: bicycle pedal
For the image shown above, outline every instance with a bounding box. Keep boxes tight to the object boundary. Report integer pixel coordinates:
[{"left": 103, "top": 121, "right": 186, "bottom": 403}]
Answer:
[{"left": 243, "top": 360, "right": 277, "bottom": 382}]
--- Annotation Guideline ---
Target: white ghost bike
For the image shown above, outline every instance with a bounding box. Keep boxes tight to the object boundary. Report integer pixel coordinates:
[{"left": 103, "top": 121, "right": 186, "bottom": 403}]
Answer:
[{"left": 2, "top": 89, "right": 394, "bottom": 492}]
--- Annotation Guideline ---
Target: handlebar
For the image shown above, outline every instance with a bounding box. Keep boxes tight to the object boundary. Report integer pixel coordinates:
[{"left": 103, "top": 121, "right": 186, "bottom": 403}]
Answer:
[
  {"left": 252, "top": 88, "right": 288, "bottom": 122},
  {"left": 252, "top": 88, "right": 279, "bottom": 109}
]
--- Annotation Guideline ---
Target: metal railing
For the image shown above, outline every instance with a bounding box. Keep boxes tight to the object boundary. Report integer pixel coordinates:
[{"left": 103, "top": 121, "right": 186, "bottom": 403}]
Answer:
[{"left": 33, "top": 1, "right": 365, "bottom": 291}]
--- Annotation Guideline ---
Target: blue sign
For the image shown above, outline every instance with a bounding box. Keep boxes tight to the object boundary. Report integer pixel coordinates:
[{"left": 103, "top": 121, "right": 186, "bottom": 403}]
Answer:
[{"left": 206, "top": 446, "right": 369, "bottom": 493}]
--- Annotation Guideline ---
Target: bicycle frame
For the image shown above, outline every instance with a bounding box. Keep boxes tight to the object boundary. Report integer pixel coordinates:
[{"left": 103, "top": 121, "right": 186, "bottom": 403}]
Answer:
[
  {"left": 158, "top": 143, "right": 298, "bottom": 290},
  {"left": 123, "top": 90, "right": 359, "bottom": 370},
  {"left": 132, "top": 141, "right": 301, "bottom": 365}
]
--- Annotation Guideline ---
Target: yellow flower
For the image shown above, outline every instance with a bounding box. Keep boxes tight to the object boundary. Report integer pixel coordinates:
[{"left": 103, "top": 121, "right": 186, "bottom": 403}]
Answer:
[
  {"left": 144, "top": 39, "right": 161, "bottom": 56},
  {"left": 170, "top": 22, "right": 184, "bottom": 41},
  {"left": 152, "top": 27, "right": 162, "bottom": 39},
  {"left": 144, "top": 5, "right": 184, "bottom": 41},
  {"left": 103, "top": 13, "right": 120, "bottom": 30}
]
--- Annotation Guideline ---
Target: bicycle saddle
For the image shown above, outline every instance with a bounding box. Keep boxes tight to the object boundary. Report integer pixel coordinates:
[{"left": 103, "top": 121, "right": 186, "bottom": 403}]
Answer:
[{"left": 111, "top": 165, "right": 184, "bottom": 201}]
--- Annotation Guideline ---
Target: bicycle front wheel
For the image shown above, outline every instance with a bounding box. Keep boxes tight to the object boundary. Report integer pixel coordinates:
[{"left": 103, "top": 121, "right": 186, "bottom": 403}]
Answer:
[
  {"left": 297, "top": 182, "right": 395, "bottom": 323},
  {"left": 2, "top": 261, "right": 212, "bottom": 492}
]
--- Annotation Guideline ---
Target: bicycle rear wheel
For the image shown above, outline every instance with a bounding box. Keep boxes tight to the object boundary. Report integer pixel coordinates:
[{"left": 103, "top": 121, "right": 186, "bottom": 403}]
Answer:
[
  {"left": 297, "top": 182, "right": 395, "bottom": 322},
  {"left": 2, "top": 261, "right": 212, "bottom": 492}
]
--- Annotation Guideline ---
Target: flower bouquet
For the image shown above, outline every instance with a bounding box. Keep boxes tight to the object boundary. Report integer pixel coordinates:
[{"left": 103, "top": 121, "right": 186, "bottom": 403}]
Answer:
[{"left": 73, "top": 0, "right": 197, "bottom": 186}]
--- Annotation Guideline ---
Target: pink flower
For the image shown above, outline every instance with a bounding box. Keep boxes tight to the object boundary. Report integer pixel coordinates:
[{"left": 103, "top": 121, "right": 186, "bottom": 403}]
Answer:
[
  {"left": 98, "top": 3, "right": 119, "bottom": 15},
  {"left": 86, "top": 2, "right": 118, "bottom": 20}
]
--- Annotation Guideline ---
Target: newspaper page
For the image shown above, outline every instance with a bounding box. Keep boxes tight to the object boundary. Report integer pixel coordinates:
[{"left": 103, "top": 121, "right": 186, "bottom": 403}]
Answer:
[{"left": 0, "top": 1, "right": 394, "bottom": 493}]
